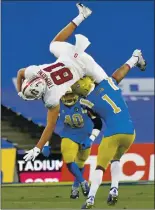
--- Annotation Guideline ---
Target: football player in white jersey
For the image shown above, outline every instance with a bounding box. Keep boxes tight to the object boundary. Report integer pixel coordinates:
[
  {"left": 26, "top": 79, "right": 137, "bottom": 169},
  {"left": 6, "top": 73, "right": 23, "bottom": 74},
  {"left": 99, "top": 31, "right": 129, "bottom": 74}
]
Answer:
[{"left": 17, "top": 3, "right": 146, "bottom": 163}]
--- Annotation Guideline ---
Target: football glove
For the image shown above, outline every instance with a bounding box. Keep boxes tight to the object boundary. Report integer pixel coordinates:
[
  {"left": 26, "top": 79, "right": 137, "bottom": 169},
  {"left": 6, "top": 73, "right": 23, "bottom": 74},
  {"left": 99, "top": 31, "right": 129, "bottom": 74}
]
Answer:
[{"left": 23, "top": 147, "right": 40, "bottom": 161}]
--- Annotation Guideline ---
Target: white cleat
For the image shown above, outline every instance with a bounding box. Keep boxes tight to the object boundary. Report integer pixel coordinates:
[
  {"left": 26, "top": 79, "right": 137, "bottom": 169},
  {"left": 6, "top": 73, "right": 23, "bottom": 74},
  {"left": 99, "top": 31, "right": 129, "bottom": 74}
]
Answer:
[
  {"left": 107, "top": 187, "right": 118, "bottom": 206},
  {"left": 76, "top": 3, "right": 92, "bottom": 19},
  {"left": 132, "top": 49, "right": 147, "bottom": 71},
  {"left": 81, "top": 196, "right": 95, "bottom": 209}
]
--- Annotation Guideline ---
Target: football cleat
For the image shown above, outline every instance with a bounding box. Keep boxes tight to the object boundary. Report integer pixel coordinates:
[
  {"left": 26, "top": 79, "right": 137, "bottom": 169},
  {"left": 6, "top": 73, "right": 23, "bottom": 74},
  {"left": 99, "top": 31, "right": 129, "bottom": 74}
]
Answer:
[
  {"left": 81, "top": 180, "right": 90, "bottom": 196},
  {"left": 76, "top": 3, "right": 92, "bottom": 19},
  {"left": 81, "top": 196, "right": 95, "bottom": 209},
  {"left": 107, "top": 187, "right": 118, "bottom": 206},
  {"left": 132, "top": 49, "right": 147, "bottom": 71},
  {"left": 70, "top": 188, "right": 79, "bottom": 199}
]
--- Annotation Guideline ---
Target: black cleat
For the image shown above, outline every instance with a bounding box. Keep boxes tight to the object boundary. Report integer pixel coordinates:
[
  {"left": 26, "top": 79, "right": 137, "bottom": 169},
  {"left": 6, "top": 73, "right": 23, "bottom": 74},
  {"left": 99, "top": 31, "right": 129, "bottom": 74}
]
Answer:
[{"left": 70, "top": 189, "right": 79, "bottom": 199}]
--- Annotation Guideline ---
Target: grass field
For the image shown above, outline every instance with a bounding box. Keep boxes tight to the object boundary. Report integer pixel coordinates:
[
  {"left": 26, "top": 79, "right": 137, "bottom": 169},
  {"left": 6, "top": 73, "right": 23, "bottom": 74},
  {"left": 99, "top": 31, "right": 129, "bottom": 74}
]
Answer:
[{"left": 1, "top": 184, "right": 154, "bottom": 209}]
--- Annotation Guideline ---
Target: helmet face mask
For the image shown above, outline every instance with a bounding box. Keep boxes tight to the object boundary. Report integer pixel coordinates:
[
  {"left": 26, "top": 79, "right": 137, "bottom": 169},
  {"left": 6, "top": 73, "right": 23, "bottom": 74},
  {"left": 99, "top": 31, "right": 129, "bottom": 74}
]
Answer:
[
  {"left": 72, "top": 76, "right": 95, "bottom": 97},
  {"left": 61, "top": 90, "right": 79, "bottom": 106},
  {"left": 21, "top": 77, "right": 46, "bottom": 100}
]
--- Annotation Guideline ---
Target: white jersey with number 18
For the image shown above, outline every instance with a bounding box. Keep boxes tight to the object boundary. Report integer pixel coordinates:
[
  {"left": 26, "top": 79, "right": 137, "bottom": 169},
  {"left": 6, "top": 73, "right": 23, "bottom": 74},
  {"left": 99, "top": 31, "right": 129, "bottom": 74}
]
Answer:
[{"left": 24, "top": 35, "right": 108, "bottom": 108}]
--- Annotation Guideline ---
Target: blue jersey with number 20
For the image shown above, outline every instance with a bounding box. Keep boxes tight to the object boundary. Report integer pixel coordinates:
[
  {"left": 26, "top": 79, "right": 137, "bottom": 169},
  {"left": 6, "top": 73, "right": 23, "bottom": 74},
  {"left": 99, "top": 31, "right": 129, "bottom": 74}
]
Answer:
[{"left": 80, "top": 77, "right": 134, "bottom": 137}]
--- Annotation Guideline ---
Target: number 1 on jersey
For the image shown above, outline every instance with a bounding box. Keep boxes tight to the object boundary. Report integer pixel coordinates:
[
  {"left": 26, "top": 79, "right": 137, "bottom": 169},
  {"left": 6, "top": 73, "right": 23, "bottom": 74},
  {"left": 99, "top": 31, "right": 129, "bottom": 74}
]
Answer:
[{"left": 102, "top": 94, "right": 121, "bottom": 114}]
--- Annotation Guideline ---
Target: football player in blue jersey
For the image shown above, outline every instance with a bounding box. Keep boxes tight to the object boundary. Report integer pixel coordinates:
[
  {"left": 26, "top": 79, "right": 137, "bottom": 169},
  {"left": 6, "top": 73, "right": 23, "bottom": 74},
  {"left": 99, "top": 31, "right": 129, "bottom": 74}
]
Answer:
[
  {"left": 42, "top": 87, "right": 102, "bottom": 198},
  {"left": 71, "top": 59, "right": 146, "bottom": 208}
]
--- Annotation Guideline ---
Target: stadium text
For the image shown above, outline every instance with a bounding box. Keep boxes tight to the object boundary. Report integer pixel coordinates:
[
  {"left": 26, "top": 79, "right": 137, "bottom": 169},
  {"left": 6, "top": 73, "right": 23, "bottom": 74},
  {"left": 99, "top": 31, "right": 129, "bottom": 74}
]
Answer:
[{"left": 18, "top": 160, "right": 63, "bottom": 171}]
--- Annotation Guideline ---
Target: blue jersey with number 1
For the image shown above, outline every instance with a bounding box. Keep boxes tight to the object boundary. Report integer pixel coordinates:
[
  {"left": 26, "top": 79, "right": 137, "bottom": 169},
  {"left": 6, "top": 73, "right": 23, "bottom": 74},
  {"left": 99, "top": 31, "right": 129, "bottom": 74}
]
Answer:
[
  {"left": 80, "top": 78, "right": 134, "bottom": 137},
  {"left": 58, "top": 100, "right": 94, "bottom": 144}
]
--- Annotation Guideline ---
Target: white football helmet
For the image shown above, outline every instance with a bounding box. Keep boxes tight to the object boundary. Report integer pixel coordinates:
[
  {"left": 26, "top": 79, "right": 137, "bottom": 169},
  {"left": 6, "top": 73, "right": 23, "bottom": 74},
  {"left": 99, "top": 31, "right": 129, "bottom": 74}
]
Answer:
[{"left": 21, "top": 77, "right": 46, "bottom": 100}]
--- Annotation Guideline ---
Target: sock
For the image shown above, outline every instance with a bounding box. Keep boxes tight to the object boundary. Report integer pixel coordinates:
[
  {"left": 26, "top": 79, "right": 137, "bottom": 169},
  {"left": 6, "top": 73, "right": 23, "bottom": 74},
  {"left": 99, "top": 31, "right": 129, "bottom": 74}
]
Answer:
[
  {"left": 67, "top": 162, "right": 85, "bottom": 183},
  {"left": 72, "top": 14, "right": 84, "bottom": 26},
  {"left": 88, "top": 169, "right": 103, "bottom": 197},
  {"left": 110, "top": 160, "right": 121, "bottom": 189},
  {"left": 126, "top": 56, "right": 138, "bottom": 69},
  {"left": 73, "top": 167, "right": 84, "bottom": 188}
]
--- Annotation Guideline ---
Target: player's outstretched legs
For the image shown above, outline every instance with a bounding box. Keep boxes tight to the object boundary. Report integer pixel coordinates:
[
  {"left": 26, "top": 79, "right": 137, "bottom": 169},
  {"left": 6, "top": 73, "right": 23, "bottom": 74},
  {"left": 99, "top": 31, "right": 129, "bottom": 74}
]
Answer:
[
  {"left": 71, "top": 148, "right": 91, "bottom": 198},
  {"left": 67, "top": 162, "right": 89, "bottom": 197},
  {"left": 81, "top": 167, "right": 104, "bottom": 209},
  {"left": 107, "top": 133, "right": 135, "bottom": 206},
  {"left": 82, "top": 136, "right": 118, "bottom": 209},
  {"left": 112, "top": 49, "right": 146, "bottom": 84},
  {"left": 71, "top": 167, "right": 85, "bottom": 199},
  {"left": 107, "top": 160, "right": 120, "bottom": 205},
  {"left": 61, "top": 138, "right": 90, "bottom": 198}
]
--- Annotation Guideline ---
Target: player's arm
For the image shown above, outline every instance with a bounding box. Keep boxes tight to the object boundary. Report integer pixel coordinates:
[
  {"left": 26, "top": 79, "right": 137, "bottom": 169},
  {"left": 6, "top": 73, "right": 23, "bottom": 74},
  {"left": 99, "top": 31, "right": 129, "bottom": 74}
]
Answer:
[
  {"left": 23, "top": 104, "right": 60, "bottom": 161},
  {"left": 51, "top": 3, "right": 92, "bottom": 43},
  {"left": 36, "top": 104, "right": 60, "bottom": 149},
  {"left": 42, "top": 113, "right": 61, "bottom": 157},
  {"left": 87, "top": 109, "right": 102, "bottom": 141},
  {"left": 17, "top": 68, "right": 25, "bottom": 92}
]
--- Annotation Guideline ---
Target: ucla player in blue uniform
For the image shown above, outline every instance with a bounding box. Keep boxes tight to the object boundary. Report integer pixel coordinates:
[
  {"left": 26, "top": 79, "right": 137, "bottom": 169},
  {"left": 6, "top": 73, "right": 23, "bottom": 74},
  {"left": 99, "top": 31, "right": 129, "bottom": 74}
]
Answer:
[
  {"left": 71, "top": 58, "right": 146, "bottom": 208},
  {"left": 42, "top": 88, "right": 102, "bottom": 198}
]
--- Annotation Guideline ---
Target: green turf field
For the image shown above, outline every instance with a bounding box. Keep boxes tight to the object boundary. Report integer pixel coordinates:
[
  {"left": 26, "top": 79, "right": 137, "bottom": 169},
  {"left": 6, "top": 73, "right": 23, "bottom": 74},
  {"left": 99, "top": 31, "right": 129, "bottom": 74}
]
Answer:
[{"left": 1, "top": 184, "right": 154, "bottom": 209}]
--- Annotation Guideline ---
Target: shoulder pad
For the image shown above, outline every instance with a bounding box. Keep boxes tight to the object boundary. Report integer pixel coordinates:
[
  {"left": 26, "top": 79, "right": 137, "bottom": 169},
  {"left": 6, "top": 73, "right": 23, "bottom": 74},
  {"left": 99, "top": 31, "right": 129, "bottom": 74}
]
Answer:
[{"left": 80, "top": 98, "right": 94, "bottom": 109}]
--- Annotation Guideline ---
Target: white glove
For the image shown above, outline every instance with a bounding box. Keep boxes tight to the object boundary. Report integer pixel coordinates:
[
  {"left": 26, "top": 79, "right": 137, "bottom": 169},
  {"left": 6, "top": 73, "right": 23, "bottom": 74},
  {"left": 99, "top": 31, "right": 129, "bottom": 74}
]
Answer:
[
  {"left": 76, "top": 3, "right": 92, "bottom": 19},
  {"left": 23, "top": 147, "right": 41, "bottom": 161},
  {"left": 18, "top": 92, "right": 28, "bottom": 100}
]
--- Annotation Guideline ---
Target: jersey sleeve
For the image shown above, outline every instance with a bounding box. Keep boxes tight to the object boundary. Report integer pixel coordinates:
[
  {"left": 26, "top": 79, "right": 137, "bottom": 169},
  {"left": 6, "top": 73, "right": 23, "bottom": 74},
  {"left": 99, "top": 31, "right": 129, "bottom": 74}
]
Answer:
[
  {"left": 44, "top": 98, "right": 59, "bottom": 109},
  {"left": 43, "top": 90, "right": 60, "bottom": 109},
  {"left": 24, "top": 65, "right": 39, "bottom": 79},
  {"left": 49, "top": 41, "right": 74, "bottom": 58}
]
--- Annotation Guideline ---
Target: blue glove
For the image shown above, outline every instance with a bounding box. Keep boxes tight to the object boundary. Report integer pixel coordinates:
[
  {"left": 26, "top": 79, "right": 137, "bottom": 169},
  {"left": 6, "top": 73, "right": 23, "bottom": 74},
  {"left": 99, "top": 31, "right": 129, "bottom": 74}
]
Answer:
[
  {"left": 81, "top": 137, "right": 93, "bottom": 150},
  {"left": 42, "top": 146, "right": 51, "bottom": 157}
]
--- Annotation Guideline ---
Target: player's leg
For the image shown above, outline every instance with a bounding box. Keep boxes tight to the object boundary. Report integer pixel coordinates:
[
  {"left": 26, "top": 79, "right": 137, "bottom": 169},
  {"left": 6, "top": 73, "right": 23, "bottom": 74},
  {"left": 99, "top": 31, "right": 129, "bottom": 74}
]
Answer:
[
  {"left": 61, "top": 138, "right": 86, "bottom": 186},
  {"left": 112, "top": 50, "right": 146, "bottom": 84},
  {"left": 81, "top": 49, "right": 146, "bottom": 87},
  {"left": 107, "top": 132, "right": 136, "bottom": 205},
  {"left": 52, "top": 3, "right": 92, "bottom": 43},
  {"left": 107, "top": 159, "right": 120, "bottom": 206},
  {"left": 82, "top": 135, "right": 119, "bottom": 209},
  {"left": 72, "top": 148, "right": 91, "bottom": 197}
]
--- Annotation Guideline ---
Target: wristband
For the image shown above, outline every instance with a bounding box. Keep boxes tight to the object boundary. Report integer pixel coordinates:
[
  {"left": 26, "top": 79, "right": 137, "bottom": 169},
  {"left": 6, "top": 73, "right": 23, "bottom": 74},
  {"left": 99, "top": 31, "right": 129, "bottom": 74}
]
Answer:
[
  {"left": 90, "top": 135, "right": 96, "bottom": 141},
  {"left": 90, "top": 129, "right": 100, "bottom": 141}
]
